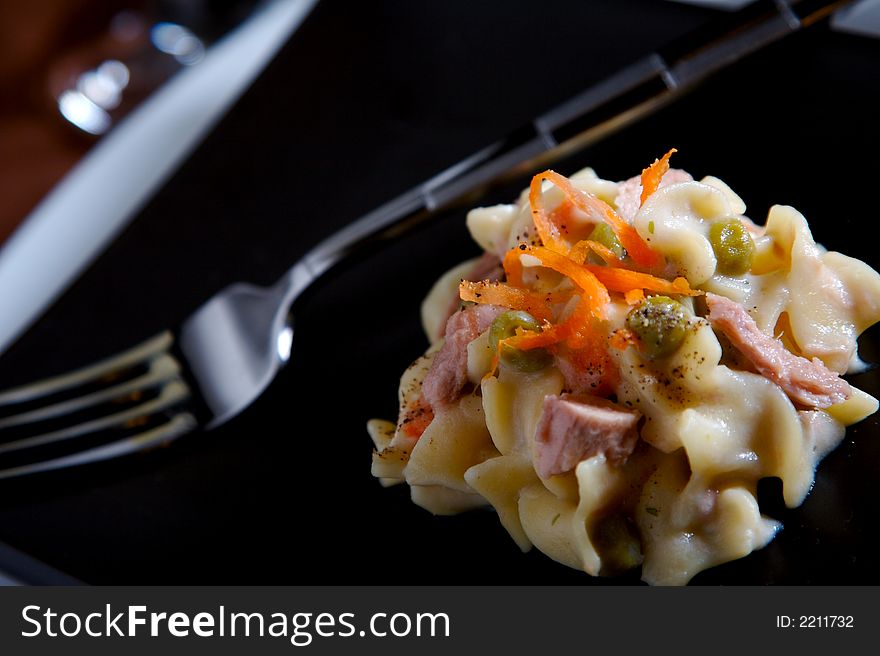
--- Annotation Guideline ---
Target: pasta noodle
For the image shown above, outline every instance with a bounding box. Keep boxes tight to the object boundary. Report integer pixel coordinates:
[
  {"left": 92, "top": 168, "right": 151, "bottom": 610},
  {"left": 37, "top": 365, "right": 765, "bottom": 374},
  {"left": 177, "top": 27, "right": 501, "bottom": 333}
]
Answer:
[{"left": 367, "top": 151, "right": 880, "bottom": 584}]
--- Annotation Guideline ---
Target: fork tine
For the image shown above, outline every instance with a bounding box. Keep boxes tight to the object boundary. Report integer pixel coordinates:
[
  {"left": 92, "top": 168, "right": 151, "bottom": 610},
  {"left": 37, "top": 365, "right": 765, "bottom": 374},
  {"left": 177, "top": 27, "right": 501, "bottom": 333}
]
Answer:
[
  {"left": 0, "top": 332, "right": 173, "bottom": 408},
  {"left": 0, "top": 354, "right": 181, "bottom": 430},
  {"left": 0, "top": 380, "right": 191, "bottom": 456},
  {"left": 0, "top": 412, "right": 198, "bottom": 481},
  {"left": 0, "top": 330, "right": 199, "bottom": 480}
]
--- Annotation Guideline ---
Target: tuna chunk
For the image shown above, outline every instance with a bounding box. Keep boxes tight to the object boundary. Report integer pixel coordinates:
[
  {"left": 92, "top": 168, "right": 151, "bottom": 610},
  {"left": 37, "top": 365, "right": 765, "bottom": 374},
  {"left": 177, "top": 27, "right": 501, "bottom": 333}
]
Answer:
[
  {"left": 423, "top": 304, "right": 507, "bottom": 409},
  {"left": 554, "top": 349, "right": 610, "bottom": 396},
  {"left": 437, "top": 252, "right": 503, "bottom": 340},
  {"left": 533, "top": 394, "right": 641, "bottom": 478},
  {"left": 706, "top": 293, "right": 851, "bottom": 408},
  {"left": 615, "top": 168, "right": 693, "bottom": 222}
]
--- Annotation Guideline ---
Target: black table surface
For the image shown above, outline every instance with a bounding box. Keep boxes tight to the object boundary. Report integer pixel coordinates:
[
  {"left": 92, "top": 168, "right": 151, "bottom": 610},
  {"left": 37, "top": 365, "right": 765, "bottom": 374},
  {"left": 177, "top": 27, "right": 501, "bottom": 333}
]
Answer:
[{"left": 0, "top": 0, "right": 878, "bottom": 584}]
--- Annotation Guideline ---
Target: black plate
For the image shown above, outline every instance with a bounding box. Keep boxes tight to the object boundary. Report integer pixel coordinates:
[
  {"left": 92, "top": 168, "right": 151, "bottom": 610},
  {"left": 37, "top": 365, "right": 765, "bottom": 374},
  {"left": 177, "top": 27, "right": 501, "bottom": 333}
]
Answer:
[
  {"left": 289, "top": 22, "right": 880, "bottom": 585},
  {"left": 0, "top": 1, "right": 877, "bottom": 584}
]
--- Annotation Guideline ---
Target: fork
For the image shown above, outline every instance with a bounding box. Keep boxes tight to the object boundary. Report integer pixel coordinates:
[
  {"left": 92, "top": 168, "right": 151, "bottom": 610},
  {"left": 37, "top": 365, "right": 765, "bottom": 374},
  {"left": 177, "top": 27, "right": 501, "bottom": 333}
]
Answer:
[
  {"left": 0, "top": 170, "right": 472, "bottom": 481},
  {"left": 0, "top": 0, "right": 838, "bottom": 480}
]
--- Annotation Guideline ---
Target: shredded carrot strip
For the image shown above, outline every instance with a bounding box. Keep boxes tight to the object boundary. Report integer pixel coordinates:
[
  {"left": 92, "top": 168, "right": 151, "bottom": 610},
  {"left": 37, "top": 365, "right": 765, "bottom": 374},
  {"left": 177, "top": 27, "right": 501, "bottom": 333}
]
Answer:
[
  {"left": 486, "top": 164, "right": 696, "bottom": 386},
  {"left": 496, "top": 288, "right": 614, "bottom": 393},
  {"left": 609, "top": 328, "right": 638, "bottom": 351},
  {"left": 528, "top": 174, "right": 569, "bottom": 253},
  {"left": 486, "top": 324, "right": 562, "bottom": 379},
  {"left": 502, "top": 302, "right": 576, "bottom": 352},
  {"left": 640, "top": 148, "right": 677, "bottom": 206},
  {"left": 532, "top": 170, "right": 663, "bottom": 268},
  {"left": 624, "top": 288, "right": 645, "bottom": 305},
  {"left": 504, "top": 324, "right": 563, "bottom": 351},
  {"left": 459, "top": 280, "right": 570, "bottom": 322},
  {"left": 569, "top": 239, "right": 623, "bottom": 267},
  {"left": 528, "top": 246, "right": 610, "bottom": 318},
  {"left": 551, "top": 198, "right": 577, "bottom": 236},
  {"left": 582, "top": 266, "right": 701, "bottom": 297},
  {"left": 502, "top": 292, "right": 600, "bottom": 354},
  {"left": 556, "top": 294, "right": 599, "bottom": 350},
  {"left": 401, "top": 395, "right": 434, "bottom": 439},
  {"left": 567, "top": 241, "right": 590, "bottom": 265},
  {"left": 483, "top": 341, "right": 504, "bottom": 382},
  {"left": 503, "top": 248, "right": 525, "bottom": 287}
]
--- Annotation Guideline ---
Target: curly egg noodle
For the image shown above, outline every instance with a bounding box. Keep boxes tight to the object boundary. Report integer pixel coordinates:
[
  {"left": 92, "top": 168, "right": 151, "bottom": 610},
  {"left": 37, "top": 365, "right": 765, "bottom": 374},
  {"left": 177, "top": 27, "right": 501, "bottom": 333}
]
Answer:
[{"left": 367, "top": 151, "right": 880, "bottom": 585}]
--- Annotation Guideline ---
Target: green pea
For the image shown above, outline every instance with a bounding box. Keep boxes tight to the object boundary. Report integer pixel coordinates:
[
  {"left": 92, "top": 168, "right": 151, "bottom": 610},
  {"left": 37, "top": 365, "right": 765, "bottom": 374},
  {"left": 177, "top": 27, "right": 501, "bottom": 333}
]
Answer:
[
  {"left": 588, "top": 222, "right": 625, "bottom": 259},
  {"left": 489, "top": 311, "right": 552, "bottom": 372},
  {"left": 709, "top": 219, "right": 755, "bottom": 276},
  {"left": 625, "top": 296, "right": 688, "bottom": 359},
  {"left": 592, "top": 513, "right": 643, "bottom": 575}
]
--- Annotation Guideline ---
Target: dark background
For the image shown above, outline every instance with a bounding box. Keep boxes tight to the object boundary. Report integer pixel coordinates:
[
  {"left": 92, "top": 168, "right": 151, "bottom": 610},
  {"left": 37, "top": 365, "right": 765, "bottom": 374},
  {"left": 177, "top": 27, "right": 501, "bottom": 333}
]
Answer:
[{"left": 0, "top": 0, "right": 878, "bottom": 584}]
